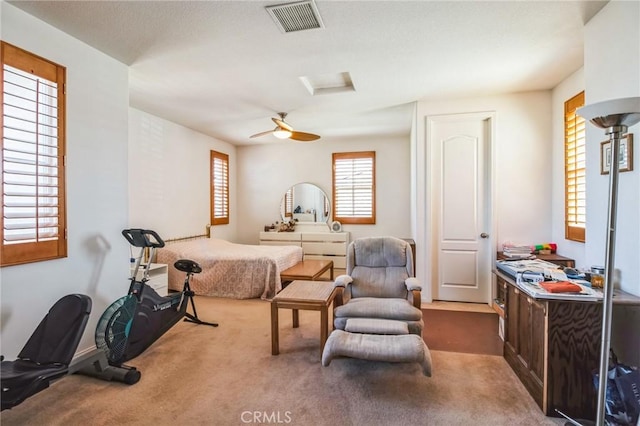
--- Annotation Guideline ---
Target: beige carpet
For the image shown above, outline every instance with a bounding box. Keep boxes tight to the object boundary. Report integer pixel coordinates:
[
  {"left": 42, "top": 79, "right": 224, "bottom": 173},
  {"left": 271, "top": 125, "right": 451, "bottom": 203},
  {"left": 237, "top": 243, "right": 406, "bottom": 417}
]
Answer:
[{"left": 1, "top": 296, "right": 563, "bottom": 426}]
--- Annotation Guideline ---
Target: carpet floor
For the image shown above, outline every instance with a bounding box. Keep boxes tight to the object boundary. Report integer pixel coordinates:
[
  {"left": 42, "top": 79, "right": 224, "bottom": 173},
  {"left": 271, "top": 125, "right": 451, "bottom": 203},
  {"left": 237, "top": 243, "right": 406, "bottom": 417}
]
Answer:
[{"left": 0, "top": 296, "right": 562, "bottom": 426}]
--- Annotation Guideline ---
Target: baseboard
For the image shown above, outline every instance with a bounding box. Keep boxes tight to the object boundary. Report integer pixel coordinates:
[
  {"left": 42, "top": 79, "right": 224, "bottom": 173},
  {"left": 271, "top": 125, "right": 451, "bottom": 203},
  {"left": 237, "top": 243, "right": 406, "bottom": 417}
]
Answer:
[{"left": 73, "top": 345, "right": 99, "bottom": 361}]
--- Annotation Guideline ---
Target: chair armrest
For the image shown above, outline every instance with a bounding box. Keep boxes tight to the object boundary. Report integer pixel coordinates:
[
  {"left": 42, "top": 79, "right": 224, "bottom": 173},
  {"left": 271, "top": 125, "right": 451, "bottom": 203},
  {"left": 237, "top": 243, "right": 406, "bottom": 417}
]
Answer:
[
  {"left": 334, "top": 275, "right": 353, "bottom": 287},
  {"left": 405, "top": 277, "right": 421, "bottom": 291},
  {"left": 405, "top": 277, "right": 422, "bottom": 309},
  {"left": 410, "top": 289, "right": 421, "bottom": 310},
  {"left": 333, "top": 275, "right": 353, "bottom": 308},
  {"left": 334, "top": 286, "right": 345, "bottom": 309}
]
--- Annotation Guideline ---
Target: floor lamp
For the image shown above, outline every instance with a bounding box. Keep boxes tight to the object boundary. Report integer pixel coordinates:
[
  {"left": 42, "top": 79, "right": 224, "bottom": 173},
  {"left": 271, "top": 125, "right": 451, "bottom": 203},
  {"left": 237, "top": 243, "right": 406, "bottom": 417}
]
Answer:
[{"left": 577, "top": 96, "right": 640, "bottom": 426}]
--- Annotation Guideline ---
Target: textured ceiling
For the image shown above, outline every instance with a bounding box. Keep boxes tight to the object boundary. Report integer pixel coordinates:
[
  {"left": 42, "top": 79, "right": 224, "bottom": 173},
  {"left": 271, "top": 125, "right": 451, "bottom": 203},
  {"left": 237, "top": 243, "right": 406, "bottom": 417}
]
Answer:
[{"left": 8, "top": 0, "right": 608, "bottom": 145}]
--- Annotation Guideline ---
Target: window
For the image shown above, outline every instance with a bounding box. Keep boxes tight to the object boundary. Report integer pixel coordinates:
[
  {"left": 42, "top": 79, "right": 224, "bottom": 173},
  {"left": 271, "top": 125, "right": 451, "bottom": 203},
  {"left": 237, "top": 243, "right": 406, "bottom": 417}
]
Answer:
[
  {"left": 210, "top": 150, "right": 229, "bottom": 225},
  {"left": 1, "top": 42, "right": 67, "bottom": 266},
  {"left": 332, "top": 151, "right": 375, "bottom": 224},
  {"left": 565, "top": 91, "right": 586, "bottom": 242}
]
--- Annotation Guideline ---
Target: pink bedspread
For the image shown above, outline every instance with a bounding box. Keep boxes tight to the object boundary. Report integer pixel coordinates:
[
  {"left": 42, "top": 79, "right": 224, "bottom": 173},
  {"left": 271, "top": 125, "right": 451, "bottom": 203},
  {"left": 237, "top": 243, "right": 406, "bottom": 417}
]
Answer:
[{"left": 157, "top": 238, "right": 303, "bottom": 299}]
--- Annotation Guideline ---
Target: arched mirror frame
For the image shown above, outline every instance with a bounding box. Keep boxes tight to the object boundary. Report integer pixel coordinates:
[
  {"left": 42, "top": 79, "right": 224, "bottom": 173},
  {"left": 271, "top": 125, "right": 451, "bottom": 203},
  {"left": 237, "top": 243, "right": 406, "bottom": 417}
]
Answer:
[{"left": 280, "top": 183, "right": 330, "bottom": 224}]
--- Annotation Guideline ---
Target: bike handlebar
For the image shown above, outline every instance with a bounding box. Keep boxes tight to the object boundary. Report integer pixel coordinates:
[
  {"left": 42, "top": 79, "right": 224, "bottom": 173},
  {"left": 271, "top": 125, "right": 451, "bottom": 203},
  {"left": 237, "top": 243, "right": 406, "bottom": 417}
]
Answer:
[{"left": 122, "top": 229, "right": 165, "bottom": 248}]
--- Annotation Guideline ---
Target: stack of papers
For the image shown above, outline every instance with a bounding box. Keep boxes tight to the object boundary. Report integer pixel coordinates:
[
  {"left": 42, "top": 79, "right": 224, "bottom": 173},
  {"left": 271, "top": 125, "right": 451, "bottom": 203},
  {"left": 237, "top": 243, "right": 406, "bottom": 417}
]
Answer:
[
  {"left": 502, "top": 243, "right": 533, "bottom": 259},
  {"left": 496, "top": 259, "right": 562, "bottom": 279}
]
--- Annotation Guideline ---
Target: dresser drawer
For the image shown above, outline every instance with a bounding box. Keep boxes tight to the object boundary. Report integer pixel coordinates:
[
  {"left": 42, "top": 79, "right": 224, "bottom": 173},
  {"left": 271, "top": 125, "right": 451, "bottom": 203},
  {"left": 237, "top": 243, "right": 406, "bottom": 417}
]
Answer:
[
  {"left": 304, "top": 254, "right": 346, "bottom": 269},
  {"left": 301, "top": 232, "right": 348, "bottom": 242},
  {"left": 259, "top": 231, "right": 301, "bottom": 242},
  {"left": 302, "top": 241, "right": 346, "bottom": 256}
]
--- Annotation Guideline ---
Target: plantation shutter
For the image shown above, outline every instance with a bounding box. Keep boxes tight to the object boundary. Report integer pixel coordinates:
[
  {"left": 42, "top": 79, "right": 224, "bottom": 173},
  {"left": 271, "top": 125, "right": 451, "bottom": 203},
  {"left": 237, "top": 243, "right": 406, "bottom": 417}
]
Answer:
[
  {"left": 210, "top": 150, "right": 229, "bottom": 225},
  {"left": 1, "top": 42, "right": 67, "bottom": 266},
  {"left": 565, "top": 91, "right": 586, "bottom": 242},
  {"left": 332, "top": 151, "right": 375, "bottom": 224},
  {"left": 284, "top": 187, "right": 293, "bottom": 218}
]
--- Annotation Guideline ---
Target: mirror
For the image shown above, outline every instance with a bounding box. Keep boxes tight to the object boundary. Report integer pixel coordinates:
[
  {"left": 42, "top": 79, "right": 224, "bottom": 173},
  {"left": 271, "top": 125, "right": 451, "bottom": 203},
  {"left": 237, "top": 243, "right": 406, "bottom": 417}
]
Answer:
[{"left": 280, "top": 183, "right": 330, "bottom": 223}]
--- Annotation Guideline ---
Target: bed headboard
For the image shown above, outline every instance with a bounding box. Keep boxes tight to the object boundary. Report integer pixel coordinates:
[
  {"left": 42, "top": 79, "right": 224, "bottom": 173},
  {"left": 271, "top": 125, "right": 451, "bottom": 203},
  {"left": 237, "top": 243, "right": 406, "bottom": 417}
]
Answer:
[
  {"left": 163, "top": 233, "right": 209, "bottom": 245},
  {"left": 149, "top": 226, "right": 210, "bottom": 262},
  {"left": 163, "top": 224, "right": 211, "bottom": 245}
]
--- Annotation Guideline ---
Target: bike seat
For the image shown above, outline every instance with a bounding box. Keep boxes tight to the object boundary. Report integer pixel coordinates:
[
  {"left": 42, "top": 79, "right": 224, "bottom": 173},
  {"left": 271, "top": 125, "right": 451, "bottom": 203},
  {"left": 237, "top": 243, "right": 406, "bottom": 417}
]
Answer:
[{"left": 174, "top": 259, "right": 202, "bottom": 274}]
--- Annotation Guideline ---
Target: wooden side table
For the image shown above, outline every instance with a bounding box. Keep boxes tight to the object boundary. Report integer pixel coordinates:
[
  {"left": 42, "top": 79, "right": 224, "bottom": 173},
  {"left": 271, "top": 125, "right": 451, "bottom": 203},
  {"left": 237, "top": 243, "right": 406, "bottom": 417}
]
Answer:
[
  {"left": 270, "top": 280, "right": 337, "bottom": 357},
  {"left": 280, "top": 260, "right": 334, "bottom": 282}
]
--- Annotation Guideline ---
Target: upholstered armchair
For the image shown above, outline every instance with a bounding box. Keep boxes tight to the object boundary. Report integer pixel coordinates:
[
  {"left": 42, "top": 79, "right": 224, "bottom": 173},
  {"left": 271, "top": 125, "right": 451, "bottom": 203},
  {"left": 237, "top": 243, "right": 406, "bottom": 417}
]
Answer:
[{"left": 333, "top": 237, "right": 424, "bottom": 335}]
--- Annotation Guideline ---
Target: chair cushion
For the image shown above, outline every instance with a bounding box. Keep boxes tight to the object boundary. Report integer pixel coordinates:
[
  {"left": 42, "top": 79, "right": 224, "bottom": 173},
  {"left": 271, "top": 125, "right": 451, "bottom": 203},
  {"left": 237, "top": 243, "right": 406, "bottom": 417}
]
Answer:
[
  {"left": 345, "top": 318, "right": 409, "bottom": 335},
  {"left": 350, "top": 266, "right": 409, "bottom": 299},
  {"left": 353, "top": 237, "right": 408, "bottom": 268},
  {"left": 334, "top": 297, "right": 422, "bottom": 321}
]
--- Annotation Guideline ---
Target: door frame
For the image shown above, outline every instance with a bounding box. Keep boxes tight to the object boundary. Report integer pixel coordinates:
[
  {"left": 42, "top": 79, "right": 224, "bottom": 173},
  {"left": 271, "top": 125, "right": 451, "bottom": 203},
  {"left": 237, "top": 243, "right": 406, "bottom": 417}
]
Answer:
[{"left": 413, "top": 110, "right": 496, "bottom": 305}]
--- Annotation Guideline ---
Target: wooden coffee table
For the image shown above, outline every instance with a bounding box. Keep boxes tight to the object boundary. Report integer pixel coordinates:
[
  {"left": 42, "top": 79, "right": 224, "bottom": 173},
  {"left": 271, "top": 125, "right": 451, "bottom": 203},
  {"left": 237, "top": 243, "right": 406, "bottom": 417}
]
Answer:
[
  {"left": 280, "top": 259, "right": 334, "bottom": 282},
  {"left": 270, "top": 280, "right": 337, "bottom": 357}
]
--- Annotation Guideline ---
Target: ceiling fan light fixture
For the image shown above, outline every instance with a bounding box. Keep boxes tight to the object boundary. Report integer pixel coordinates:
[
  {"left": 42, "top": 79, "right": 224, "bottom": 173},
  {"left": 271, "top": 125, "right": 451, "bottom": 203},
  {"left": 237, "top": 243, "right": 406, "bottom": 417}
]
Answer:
[{"left": 273, "top": 129, "right": 292, "bottom": 139}]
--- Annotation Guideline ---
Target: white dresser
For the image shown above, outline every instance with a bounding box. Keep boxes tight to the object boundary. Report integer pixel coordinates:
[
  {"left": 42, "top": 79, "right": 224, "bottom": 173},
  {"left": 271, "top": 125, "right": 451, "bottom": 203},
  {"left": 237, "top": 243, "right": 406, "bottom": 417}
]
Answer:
[
  {"left": 130, "top": 263, "right": 169, "bottom": 297},
  {"left": 259, "top": 230, "right": 349, "bottom": 270}
]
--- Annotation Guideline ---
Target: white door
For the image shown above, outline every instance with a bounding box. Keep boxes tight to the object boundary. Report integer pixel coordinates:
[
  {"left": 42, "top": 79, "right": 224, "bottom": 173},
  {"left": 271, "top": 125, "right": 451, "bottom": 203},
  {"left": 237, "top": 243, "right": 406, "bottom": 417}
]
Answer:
[{"left": 429, "top": 113, "right": 492, "bottom": 303}]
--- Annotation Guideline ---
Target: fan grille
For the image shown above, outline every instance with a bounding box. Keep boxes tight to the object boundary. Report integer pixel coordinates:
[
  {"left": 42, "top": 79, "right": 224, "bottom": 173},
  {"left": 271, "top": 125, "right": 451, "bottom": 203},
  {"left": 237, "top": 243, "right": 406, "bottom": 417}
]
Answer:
[
  {"left": 266, "top": 0, "right": 324, "bottom": 33},
  {"left": 95, "top": 295, "right": 138, "bottom": 364}
]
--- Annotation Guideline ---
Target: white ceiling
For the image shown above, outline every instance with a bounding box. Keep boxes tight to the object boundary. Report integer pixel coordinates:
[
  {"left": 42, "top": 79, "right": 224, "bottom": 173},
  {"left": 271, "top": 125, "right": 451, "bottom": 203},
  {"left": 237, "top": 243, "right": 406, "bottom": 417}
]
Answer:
[{"left": 8, "top": 0, "right": 607, "bottom": 145}]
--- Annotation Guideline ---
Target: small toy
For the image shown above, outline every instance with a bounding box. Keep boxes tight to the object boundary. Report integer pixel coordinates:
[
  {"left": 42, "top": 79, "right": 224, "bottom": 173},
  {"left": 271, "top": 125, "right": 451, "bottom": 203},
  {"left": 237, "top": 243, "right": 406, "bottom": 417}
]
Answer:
[{"left": 531, "top": 243, "right": 557, "bottom": 254}]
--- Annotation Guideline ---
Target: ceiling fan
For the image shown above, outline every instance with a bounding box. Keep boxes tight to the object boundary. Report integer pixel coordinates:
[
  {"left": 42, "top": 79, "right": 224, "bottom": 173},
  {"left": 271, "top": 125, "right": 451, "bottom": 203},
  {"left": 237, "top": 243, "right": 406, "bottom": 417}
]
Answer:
[{"left": 250, "top": 112, "right": 320, "bottom": 142}]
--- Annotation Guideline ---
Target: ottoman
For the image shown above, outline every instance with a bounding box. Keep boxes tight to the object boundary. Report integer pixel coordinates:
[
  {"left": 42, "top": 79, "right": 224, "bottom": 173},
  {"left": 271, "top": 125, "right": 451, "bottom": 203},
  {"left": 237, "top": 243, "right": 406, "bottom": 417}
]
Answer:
[{"left": 322, "top": 318, "right": 432, "bottom": 376}]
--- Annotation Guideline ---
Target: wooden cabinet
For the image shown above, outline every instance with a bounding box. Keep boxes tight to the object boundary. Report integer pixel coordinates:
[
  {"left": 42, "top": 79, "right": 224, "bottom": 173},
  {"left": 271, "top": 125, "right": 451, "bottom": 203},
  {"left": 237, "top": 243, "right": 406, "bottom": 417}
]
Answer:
[
  {"left": 535, "top": 253, "right": 575, "bottom": 268},
  {"left": 498, "top": 273, "right": 602, "bottom": 419},
  {"left": 494, "top": 252, "right": 575, "bottom": 316},
  {"left": 504, "top": 279, "right": 547, "bottom": 410},
  {"left": 497, "top": 251, "right": 575, "bottom": 268}
]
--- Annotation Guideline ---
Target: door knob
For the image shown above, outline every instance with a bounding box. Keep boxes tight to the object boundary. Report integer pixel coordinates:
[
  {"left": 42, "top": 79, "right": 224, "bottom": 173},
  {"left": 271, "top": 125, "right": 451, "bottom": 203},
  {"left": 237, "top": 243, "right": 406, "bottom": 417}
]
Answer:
[{"left": 480, "top": 233, "right": 489, "bottom": 238}]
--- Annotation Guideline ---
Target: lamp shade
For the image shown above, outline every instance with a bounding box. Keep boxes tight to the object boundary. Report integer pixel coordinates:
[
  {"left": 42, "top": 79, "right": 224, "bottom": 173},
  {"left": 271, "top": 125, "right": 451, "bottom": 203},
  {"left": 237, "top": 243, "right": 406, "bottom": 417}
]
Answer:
[{"left": 577, "top": 96, "right": 640, "bottom": 129}]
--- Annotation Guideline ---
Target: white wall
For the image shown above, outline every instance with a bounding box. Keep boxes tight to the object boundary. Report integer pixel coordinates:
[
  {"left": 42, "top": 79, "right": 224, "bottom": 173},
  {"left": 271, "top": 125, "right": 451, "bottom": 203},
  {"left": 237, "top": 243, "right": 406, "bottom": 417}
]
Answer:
[
  {"left": 583, "top": 0, "right": 640, "bottom": 296},
  {"left": 582, "top": 0, "right": 640, "bottom": 366},
  {"left": 235, "top": 135, "right": 412, "bottom": 245},
  {"left": 0, "top": 3, "right": 130, "bottom": 357},
  {"left": 414, "top": 91, "right": 553, "bottom": 301},
  {"left": 128, "top": 108, "right": 237, "bottom": 241}
]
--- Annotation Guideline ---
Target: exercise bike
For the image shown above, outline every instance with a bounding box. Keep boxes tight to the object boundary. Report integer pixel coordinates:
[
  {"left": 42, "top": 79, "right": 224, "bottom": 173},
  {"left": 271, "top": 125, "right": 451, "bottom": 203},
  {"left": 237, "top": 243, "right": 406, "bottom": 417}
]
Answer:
[{"left": 93, "top": 229, "right": 217, "bottom": 370}]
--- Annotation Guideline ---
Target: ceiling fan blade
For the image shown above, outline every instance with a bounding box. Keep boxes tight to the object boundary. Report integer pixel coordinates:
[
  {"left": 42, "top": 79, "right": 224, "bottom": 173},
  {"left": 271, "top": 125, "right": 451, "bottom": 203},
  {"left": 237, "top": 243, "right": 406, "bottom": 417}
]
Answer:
[
  {"left": 290, "top": 131, "right": 320, "bottom": 142},
  {"left": 249, "top": 129, "right": 275, "bottom": 138},
  {"left": 272, "top": 117, "right": 293, "bottom": 132}
]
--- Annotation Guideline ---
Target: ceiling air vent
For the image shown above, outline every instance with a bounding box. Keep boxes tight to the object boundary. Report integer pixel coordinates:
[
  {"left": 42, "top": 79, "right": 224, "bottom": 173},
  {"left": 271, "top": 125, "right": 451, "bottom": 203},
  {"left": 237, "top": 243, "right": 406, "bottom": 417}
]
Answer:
[{"left": 266, "top": 0, "right": 325, "bottom": 33}]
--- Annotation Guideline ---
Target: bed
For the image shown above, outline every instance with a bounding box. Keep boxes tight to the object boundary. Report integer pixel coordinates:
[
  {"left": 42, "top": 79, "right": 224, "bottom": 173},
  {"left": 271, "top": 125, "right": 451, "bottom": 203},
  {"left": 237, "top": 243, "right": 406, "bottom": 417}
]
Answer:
[{"left": 156, "top": 238, "right": 303, "bottom": 300}]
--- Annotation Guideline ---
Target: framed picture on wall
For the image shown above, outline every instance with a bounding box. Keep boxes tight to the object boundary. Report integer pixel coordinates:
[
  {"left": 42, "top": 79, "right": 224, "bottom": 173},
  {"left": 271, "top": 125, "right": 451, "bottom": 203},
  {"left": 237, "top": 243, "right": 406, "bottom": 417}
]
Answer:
[{"left": 600, "top": 133, "right": 633, "bottom": 175}]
